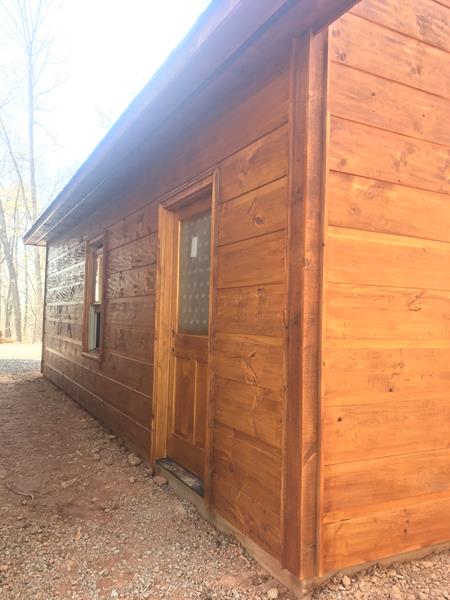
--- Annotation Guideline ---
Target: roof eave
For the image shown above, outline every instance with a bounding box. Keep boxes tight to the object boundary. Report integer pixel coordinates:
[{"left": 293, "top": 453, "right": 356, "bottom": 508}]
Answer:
[{"left": 24, "top": 0, "right": 359, "bottom": 246}]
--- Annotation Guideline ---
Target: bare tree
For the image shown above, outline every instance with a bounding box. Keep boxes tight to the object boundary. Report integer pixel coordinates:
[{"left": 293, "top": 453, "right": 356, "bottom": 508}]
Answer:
[
  {"left": 0, "top": 0, "right": 63, "bottom": 342},
  {"left": 0, "top": 195, "right": 22, "bottom": 341}
]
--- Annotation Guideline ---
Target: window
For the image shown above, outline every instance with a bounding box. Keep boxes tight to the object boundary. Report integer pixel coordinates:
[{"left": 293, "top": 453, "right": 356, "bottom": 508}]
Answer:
[
  {"left": 83, "top": 238, "right": 104, "bottom": 356},
  {"left": 177, "top": 210, "right": 211, "bottom": 335}
]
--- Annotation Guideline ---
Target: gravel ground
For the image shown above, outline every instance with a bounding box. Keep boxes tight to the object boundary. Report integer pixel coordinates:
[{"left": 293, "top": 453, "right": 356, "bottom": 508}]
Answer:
[
  {"left": 0, "top": 342, "right": 41, "bottom": 374},
  {"left": 0, "top": 344, "right": 449, "bottom": 599}
]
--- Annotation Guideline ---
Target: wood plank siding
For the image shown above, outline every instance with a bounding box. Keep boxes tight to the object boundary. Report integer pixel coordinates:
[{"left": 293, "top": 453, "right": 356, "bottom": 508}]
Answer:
[
  {"left": 40, "top": 0, "right": 450, "bottom": 585},
  {"left": 43, "top": 24, "right": 292, "bottom": 562},
  {"left": 321, "top": 0, "right": 450, "bottom": 574}
]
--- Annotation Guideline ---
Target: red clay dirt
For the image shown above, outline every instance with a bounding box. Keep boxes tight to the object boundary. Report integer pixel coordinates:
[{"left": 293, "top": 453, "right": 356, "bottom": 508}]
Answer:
[{"left": 0, "top": 344, "right": 448, "bottom": 599}]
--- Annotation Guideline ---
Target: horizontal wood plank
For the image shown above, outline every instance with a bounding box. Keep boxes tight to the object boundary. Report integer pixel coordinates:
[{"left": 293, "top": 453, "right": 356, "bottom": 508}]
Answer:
[
  {"left": 101, "top": 350, "right": 153, "bottom": 396},
  {"left": 107, "top": 233, "right": 157, "bottom": 274},
  {"left": 45, "top": 349, "right": 152, "bottom": 426},
  {"left": 43, "top": 362, "right": 150, "bottom": 457},
  {"left": 106, "top": 295, "right": 155, "bottom": 327},
  {"left": 323, "top": 448, "right": 450, "bottom": 515},
  {"left": 323, "top": 346, "right": 450, "bottom": 406},
  {"left": 46, "top": 302, "right": 84, "bottom": 322},
  {"left": 350, "top": 0, "right": 450, "bottom": 53},
  {"left": 219, "top": 125, "right": 289, "bottom": 203},
  {"left": 330, "top": 12, "right": 450, "bottom": 99},
  {"left": 104, "top": 322, "right": 154, "bottom": 363},
  {"left": 214, "top": 376, "right": 283, "bottom": 451},
  {"left": 218, "top": 230, "right": 285, "bottom": 289},
  {"left": 330, "top": 62, "right": 450, "bottom": 146},
  {"left": 213, "top": 424, "right": 282, "bottom": 515},
  {"left": 46, "top": 282, "right": 84, "bottom": 304},
  {"left": 45, "top": 319, "right": 83, "bottom": 341},
  {"left": 216, "top": 284, "right": 285, "bottom": 337},
  {"left": 326, "top": 283, "right": 450, "bottom": 341},
  {"left": 107, "top": 203, "right": 159, "bottom": 250},
  {"left": 327, "top": 227, "right": 450, "bottom": 291},
  {"left": 106, "top": 264, "right": 156, "bottom": 299},
  {"left": 213, "top": 333, "right": 285, "bottom": 393},
  {"left": 330, "top": 117, "right": 450, "bottom": 195},
  {"left": 213, "top": 468, "right": 281, "bottom": 558},
  {"left": 327, "top": 171, "right": 450, "bottom": 243},
  {"left": 218, "top": 177, "right": 287, "bottom": 245},
  {"left": 47, "top": 262, "right": 84, "bottom": 290},
  {"left": 324, "top": 398, "right": 450, "bottom": 465},
  {"left": 322, "top": 494, "right": 450, "bottom": 572},
  {"left": 47, "top": 243, "right": 85, "bottom": 275}
]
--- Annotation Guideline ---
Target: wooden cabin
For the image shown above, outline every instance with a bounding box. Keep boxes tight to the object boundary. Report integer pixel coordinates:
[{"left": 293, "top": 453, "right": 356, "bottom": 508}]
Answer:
[{"left": 25, "top": 0, "right": 450, "bottom": 595}]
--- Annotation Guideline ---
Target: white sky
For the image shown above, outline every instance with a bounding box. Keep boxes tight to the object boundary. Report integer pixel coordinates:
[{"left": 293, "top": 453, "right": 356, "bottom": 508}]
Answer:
[{"left": 1, "top": 0, "right": 211, "bottom": 201}]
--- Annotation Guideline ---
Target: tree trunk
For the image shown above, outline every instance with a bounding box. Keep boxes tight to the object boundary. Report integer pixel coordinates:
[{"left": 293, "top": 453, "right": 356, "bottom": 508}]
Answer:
[
  {"left": 27, "top": 55, "right": 43, "bottom": 343},
  {"left": 0, "top": 201, "right": 22, "bottom": 341},
  {"left": 5, "top": 284, "right": 12, "bottom": 339}
]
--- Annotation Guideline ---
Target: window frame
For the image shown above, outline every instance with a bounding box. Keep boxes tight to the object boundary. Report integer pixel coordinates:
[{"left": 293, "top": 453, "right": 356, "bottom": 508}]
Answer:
[{"left": 82, "top": 234, "right": 106, "bottom": 361}]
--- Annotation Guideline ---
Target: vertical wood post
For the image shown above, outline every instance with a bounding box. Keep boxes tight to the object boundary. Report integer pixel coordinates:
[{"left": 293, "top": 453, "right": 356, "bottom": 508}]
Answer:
[{"left": 282, "top": 27, "right": 329, "bottom": 580}]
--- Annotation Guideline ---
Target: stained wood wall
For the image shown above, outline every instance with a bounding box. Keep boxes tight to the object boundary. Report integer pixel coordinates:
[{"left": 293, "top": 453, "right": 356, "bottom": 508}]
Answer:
[
  {"left": 321, "top": 0, "right": 450, "bottom": 574},
  {"left": 43, "top": 26, "right": 292, "bottom": 562}
]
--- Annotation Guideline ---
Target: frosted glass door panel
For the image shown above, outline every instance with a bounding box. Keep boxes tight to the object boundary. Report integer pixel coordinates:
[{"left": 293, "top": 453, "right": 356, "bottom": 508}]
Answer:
[{"left": 178, "top": 211, "right": 211, "bottom": 335}]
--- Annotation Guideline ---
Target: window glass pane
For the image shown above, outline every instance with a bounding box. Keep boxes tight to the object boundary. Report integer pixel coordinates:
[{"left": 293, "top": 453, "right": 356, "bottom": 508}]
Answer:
[
  {"left": 178, "top": 211, "right": 211, "bottom": 335},
  {"left": 93, "top": 251, "right": 103, "bottom": 304},
  {"left": 88, "top": 306, "right": 97, "bottom": 350}
]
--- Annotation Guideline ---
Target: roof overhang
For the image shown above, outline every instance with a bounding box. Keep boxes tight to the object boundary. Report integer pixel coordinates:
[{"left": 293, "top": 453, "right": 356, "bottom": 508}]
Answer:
[{"left": 24, "top": 0, "right": 359, "bottom": 246}]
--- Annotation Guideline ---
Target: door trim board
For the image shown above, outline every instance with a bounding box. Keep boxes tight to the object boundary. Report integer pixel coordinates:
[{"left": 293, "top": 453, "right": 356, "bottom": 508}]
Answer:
[{"left": 151, "top": 170, "right": 218, "bottom": 507}]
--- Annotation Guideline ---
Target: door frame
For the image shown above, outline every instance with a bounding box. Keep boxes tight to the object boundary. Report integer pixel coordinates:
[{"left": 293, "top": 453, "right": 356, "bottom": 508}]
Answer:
[{"left": 151, "top": 170, "right": 218, "bottom": 503}]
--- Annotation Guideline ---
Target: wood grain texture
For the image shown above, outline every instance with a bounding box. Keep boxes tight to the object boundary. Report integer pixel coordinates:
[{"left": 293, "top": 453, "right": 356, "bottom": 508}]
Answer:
[
  {"left": 330, "top": 62, "right": 450, "bottom": 146},
  {"left": 328, "top": 171, "right": 450, "bottom": 243},
  {"left": 324, "top": 448, "right": 450, "bottom": 515},
  {"left": 101, "top": 351, "right": 153, "bottom": 396},
  {"left": 216, "top": 284, "right": 285, "bottom": 337},
  {"left": 322, "top": 0, "right": 450, "bottom": 576},
  {"left": 322, "top": 494, "right": 450, "bottom": 572},
  {"left": 324, "top": 346, "right": 450, "bottom": 406},
  {"left": 281, "top": 29, "right": 329, "bottom": 579},
  {"left": 43, "top": 362, "right": 151, "bottom": 456},
  {"left": 326, "top": 283, "right": 450, "bottom": 341},
  {"left": 107, "top": 234, "right": 157, "bottom": 274},
  {"left": 218, "top": 177, "right": 287, "bottom": 245},
  {"left": 106, "top": 264, "right": 156, "bottom": 299},
  {"left": 214, "top": 424, "right": 282, "bottom": 515},
  {"left": 212, "top": 460, "right": 282, "bottom": 558},
  {"left": 218, "top": 230, "right": 285, "bottom": 289},
  {"left": 47, "top": 243, "right": 85, "bottom": 275},
  {"left": 330, "top": 117, "right": 450, "bottom": 195},
  {"left": 107, "top": 203, "right": 158, "bottom": 250},
  {"left": 41, "top": 2, "right": 317, "bottom": 577},
  {"left": 324, "top": 398, "right": 450, "bottom": 465},
  {"left": 45, "top": 319, "right": 83, "bottom": 341},
  {"left": 213, "top": 333, "right": 285, "bottom": 393},
  {"left": 104, "top": 322, "right": 154, "bottom": 362},
  {"left": 46, "top": 282, "right": 84, "bottom": 304},
  {"left": 330, "top": 12, "right": 450, "bottom": 99},
  {"left": 47, "top": 262, "right": 84, "bottom": 289},
  {"left": 45, "top": 349, "right": 151, "bottom": 426},
  {"left": 106, "top": 295, "right": 156, "bottom": 327},
  {"left": 214, "top": 376, "right": 283, "bottom": 452},
  {"left": 350, "top": 0, "right": 450, "bottom": 53},
  {"left": 327, "top": 227, "right": 450, "bottom": 291},
  {"left": 219, "top": 125, "right": 289, "bottom": 203}
]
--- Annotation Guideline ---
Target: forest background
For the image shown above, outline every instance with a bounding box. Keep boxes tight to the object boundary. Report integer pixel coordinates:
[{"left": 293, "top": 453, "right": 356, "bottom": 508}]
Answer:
[{"left": 0, "top": 0, "right": 208, "bottom": 341}]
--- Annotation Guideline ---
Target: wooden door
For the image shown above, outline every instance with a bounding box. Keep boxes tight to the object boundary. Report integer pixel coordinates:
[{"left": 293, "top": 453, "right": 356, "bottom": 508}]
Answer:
[{"left": 166, "top": 195, "right": 211, "bottom": 479}]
